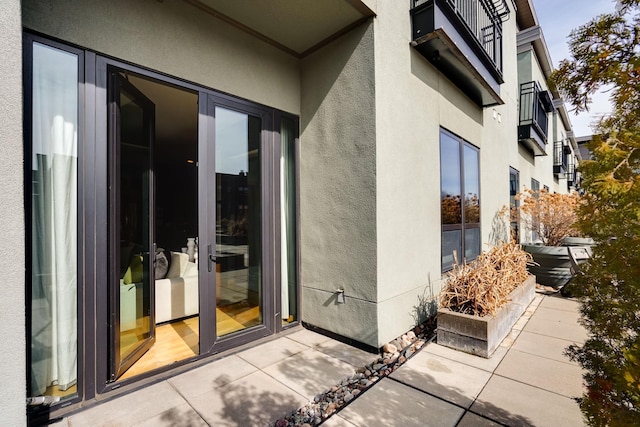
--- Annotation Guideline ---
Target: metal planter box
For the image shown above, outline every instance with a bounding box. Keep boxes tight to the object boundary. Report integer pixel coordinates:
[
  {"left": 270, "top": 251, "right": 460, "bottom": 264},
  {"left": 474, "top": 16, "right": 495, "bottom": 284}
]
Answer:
[{"left": 437, "top": 275, "right": 536, "bottom": 358}]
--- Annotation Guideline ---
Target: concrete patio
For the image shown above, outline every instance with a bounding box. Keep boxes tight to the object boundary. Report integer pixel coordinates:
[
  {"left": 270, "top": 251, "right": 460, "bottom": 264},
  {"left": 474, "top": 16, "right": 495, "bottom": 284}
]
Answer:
[{"left": 58, "top": 293, "right": 587, "bottom": 426}]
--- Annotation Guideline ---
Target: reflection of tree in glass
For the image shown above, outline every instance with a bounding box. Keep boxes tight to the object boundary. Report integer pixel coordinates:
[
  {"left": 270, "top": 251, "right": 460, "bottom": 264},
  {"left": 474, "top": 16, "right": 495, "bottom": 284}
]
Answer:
[
  {"left": 441, "top": 193, "right": 479, "bottom": 224},
  {"left": 219, "top": 216, "right": 248, "bottom": 236},
  {"left": 441, "top": 194, "right": 462, "bottom": 224},
  {"left": 464, "top": 193, "right": 480, "bottom": 223}
]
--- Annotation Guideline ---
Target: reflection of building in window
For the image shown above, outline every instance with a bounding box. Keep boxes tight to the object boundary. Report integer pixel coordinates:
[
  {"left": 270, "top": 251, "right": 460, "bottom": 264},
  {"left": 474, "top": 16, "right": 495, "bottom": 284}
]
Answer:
[
  {"left": 217, "top": 171, "right": 248, "bottom": 237},
  {"left": 531, "top": 178, "right": 540, "bottom": 241},
  {"left": 440, "top": 128, "right": 480, "bottom": 271},
  {"left": 509, "top": 167, "right": 520, "bottom": 242}
]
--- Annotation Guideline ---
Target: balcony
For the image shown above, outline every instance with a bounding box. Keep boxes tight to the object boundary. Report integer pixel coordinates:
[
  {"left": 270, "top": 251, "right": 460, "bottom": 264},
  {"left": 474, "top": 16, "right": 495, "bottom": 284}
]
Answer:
[
  {"left": 518, "top": 81, "right": 553, "bottom": 156},
  {"left": 410, "top": 0, "right": 509, "bottom": 107},
  {"left": 553, "top": 139, "right": 571, "bottom": 176},
  {"left": 567, "top": 156, "right": 577, "bottom": 189}
]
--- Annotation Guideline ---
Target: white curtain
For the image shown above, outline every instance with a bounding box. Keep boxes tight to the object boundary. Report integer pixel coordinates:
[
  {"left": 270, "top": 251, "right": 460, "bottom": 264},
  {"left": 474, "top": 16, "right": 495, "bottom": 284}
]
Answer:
[
  {"left": 30, "top": 42, "right": 78, "bottom": 396},
  {"left": 280, "top": 118, "right": 296, "bottom": 322}
]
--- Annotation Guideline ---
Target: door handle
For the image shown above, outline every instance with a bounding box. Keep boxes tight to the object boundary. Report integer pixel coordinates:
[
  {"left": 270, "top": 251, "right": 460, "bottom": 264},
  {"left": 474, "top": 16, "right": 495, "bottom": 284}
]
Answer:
[{"left": 207, "top": 244, "right": 217, "bottom": 272}]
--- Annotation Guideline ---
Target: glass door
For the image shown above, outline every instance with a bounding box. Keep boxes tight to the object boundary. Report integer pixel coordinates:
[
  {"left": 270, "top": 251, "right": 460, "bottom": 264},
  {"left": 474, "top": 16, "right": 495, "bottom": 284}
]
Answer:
[
  {"left": 108, "top": 70, "right": 156, "bottom": 380},
  {"left": 212, "top": 106, "right": 263, "bottom": 337}
]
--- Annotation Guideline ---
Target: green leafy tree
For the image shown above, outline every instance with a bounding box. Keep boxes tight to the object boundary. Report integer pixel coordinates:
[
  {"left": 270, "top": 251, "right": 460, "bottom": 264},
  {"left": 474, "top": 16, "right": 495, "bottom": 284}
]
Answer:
[{"left": 550, "top": 1, "right": 640, "bottom": 425}]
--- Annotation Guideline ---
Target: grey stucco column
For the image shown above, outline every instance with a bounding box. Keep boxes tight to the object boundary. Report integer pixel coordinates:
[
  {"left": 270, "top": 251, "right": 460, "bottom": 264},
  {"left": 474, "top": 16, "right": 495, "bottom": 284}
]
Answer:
[{"left": 0, "top": 0, "right": 27, "bottom": 425}]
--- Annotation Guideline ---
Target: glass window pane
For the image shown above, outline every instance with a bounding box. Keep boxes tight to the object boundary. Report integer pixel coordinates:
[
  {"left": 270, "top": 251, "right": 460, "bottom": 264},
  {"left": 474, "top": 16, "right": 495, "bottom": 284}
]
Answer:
[
  {"left": 30, "top": 42, "right": 78, "bottom": 401},
  {"left": 531, "top": 178, "right": 540, "bottom": 192},
  {"left": 280, "top": 117, "right": 297, "bottom": 325},
  {"left": 531, "top": 179, "right": 540, "bottom": 241},
  {"left": 463, "top": 144, "right": 479, "bottom": 224},
  {"left": 465, "top": 227, "right": 481, "bottom": 261},
  {"left": 117, "top": 84, "right": 152, "bottom": 372},
  {"left": 509, "top": 168, "right": 520, "bottom": 242},
  {"left": 440, "top": 132, "right": 461, "bottom": 225},
  {"left": 442, "top": 230, "right": 462, "bottom": 271},
  {"left": 215, "top": 107, "right": 262, "bottom": 336}
]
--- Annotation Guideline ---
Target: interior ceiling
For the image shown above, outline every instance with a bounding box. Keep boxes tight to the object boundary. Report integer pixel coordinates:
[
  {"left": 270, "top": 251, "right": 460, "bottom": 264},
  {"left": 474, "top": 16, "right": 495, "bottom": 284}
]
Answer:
[
  {"left": 195, "top": 0, "right": 373, "bottom": 55},
  {"left": 126, "top": 73, "right": 198, "bottom": 150}
]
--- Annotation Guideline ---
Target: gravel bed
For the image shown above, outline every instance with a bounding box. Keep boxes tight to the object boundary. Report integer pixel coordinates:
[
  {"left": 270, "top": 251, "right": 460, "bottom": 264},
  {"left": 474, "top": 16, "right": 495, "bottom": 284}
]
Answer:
[{"left": 272, "top": 318, "right": 437, "bottom": 427}]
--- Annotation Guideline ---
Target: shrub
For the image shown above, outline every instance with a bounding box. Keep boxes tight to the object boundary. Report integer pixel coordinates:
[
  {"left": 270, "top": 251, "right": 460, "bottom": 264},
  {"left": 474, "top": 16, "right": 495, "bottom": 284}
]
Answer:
[
  {"left": 549, "top": 0, "right": 640, "bottom": 422},
  {"left": 515, "top": 188, "right": 580, "bottom": 246},
  {"left": 440, "top": 242, "right": 532, "bottom": 317},
  {"left": 565, "top": 131, "right": 640, "bottom": 426}
]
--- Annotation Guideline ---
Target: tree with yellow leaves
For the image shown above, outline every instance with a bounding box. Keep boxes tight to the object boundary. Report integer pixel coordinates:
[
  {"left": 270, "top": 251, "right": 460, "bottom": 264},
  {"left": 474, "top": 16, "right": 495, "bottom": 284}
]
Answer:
[
  {"left": 516, "top": 188, "right": 579, "bottom": 246},
  {"left": 550, "top": 1, "right": 640, "bottom": 425}
]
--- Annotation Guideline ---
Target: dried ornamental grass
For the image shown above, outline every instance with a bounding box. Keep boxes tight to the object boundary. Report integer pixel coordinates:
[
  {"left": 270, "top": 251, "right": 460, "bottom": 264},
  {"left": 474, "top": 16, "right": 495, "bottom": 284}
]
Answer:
[
  {"left": 440, "top": 242, "right": 533, "bottom": 317},
  {"left": 516, "top": 188, "right": 580, "bottom": 246}
]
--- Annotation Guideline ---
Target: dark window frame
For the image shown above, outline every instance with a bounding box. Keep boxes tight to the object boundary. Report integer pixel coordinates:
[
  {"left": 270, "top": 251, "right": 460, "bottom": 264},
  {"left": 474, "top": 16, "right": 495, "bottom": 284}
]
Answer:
[
  {"left": 531, "top": 178, "right": 540, "bottom": 193},
  {"left": 440, "top": 128, "right": 481, "bottom": 272},
  {"left": 509, "top": 167, "right": 520, "bottom": 243},
  {"left": 23, "top": 33, "right": 86, "bottom": 419},
  {"left": 530, "top": 178, "right": 541, "bottom": 241},
  {"left": 24, "top": 32, "right": 301, "bottom": 417}
]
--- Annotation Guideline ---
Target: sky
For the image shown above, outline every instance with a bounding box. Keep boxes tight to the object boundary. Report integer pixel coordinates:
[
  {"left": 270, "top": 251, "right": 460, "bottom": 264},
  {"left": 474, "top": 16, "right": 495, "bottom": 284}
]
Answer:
[{"left": 534, "top": 0, "right": 617, "bottom": 137}]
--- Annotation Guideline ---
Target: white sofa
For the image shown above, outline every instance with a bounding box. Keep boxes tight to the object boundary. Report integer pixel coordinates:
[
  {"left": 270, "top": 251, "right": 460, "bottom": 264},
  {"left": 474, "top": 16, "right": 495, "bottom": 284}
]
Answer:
[
  {"left": 154, "top": 273, "right": 199, "bottom": 323},
  {"left": 155, "top": 252, "right": 199, "bottom": 324},
  {"left": 120, "top": 251, "right": 200, "bottom": 329}
]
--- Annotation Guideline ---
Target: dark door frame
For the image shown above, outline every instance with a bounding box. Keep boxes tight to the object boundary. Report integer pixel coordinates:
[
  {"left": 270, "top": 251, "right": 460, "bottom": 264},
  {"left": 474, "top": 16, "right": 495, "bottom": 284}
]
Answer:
[
  {"left": 107, "top": 69, "right": 157, "bottom": 381},
  {"left": 24, "top": 34, "right": 300, "bottom": 412},
  {"left": 95, "top": 56, "right": 280, "bottom": 392}
]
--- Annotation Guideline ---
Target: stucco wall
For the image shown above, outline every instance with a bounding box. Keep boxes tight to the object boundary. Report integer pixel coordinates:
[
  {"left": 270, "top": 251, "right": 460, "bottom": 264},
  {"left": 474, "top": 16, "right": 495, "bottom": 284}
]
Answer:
[
  {"left": 372, "top": 1, "right": 449, "bottom": 345},
  {"left": 0, "top": 0, "right": 26, "bottom": 425},
  {"left": 370, "top": 1, "right": 524, "bottom": 345},
  {"left": 482, "top": 0, "right": 520, "bottom": 248},
  {"left": 300, "top": 21, "right": 378, "bottom": 347},
  {"left": 22, "top": 0, "right": 301, "bottom": 115}
]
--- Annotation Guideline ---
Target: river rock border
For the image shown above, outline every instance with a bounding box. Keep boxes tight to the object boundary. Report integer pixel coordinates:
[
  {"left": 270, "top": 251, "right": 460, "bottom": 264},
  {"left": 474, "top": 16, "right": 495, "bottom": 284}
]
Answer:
[{"left": 272, "top": 318, "right": 437, "bottom": 427}]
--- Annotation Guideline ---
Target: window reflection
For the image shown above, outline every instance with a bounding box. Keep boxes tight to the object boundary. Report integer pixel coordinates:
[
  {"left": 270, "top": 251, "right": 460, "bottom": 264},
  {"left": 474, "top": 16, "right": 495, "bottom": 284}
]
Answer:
[
  {"left": 440, "top": 129, "right": 480, "bottom": 270},
  {"left": 509, "top": 167, "right": 520, "bottom": 242},
  {"left": 215, "top": 107, "right": 262, "bottom": 336},
  {"left": 463, "top": 145, "right": 479, "bottom": 224},
  {"left": 440, "top": 133, "right": 461, "bottom": 225}
]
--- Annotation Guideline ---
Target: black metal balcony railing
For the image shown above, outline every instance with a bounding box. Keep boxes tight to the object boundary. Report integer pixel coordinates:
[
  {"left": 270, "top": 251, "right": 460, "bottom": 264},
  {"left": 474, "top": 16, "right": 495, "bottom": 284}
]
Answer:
[
  {"left": 519, "top": 81, "right": 552, "bottom": 136},
  {"left": 518, "top": 81, "right": 554, "bottom": 155},
  {"left": 567, "top": 156, "right": 576, "bottom": 186},
  {"left": 450, "top": 0, "right": 503, "bottom": 70},
  {"left": 413, "top": 0, "right": 504, "bottom": 71},
  {"left": 553, "top": 140, "right": 569, "bottom": 174}
]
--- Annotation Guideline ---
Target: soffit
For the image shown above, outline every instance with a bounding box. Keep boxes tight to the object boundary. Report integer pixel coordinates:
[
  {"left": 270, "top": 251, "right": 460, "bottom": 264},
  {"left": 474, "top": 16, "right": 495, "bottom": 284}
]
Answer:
[
  {"left": 515, "top": 0, "right": 537, "bottom": 29},
  {"left": 192, "top": 0, "right": 375, "bottom": 56}
]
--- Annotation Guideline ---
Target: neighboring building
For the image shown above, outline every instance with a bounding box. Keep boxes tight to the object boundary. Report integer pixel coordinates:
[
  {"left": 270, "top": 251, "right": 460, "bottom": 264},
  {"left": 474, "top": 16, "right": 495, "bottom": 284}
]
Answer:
[
  {"left": 513, "top": 1, "right": 582, "bottom": 243},
  {"left": 0, "top": 0, "right": 581, "bottom": 424},
  {"left": 577, "top": 135, "right": 594, "bottom": 160}
]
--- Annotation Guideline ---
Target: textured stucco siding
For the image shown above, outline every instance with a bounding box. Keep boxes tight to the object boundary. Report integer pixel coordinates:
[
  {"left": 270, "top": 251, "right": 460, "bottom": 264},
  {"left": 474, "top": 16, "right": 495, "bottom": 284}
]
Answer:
[
  {"left": 0, "top": 0, "right": 26, "bottom": 425},
  {"left": 482, "top": 0, "right": 520, "bottom": 249},
  {"left": 22, "top": 0, "right": 301, "bottom": 115},
  {"left": 300, "top": 21, "right": 378, "bottom": 346},
  {"left": 372, "top": 1, "right": 449, "bottom": 345},
  {"left": 370, "top": 1, "right": 526, "bottom": 345},
  {"left": 371, "top": 1, "right": 510, "bottom": 345}
]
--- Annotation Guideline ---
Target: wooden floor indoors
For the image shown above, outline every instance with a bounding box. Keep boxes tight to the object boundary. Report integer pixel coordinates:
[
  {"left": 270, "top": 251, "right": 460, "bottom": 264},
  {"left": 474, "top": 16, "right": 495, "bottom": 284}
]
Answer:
[{"left": 120, "top": 304, "right": 260, "bottom": 380}]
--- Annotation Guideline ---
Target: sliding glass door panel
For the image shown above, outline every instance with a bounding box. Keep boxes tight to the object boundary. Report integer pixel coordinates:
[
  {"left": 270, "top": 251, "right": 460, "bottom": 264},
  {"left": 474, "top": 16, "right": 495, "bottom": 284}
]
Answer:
[
  {"left": 108, "top": 71, "right": 156, "bottom": 380},
  {"left": 214, "top": 106, "right": 263, "bottom": 337}
]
